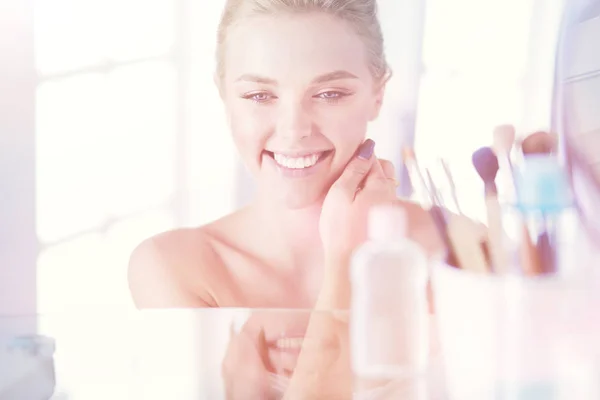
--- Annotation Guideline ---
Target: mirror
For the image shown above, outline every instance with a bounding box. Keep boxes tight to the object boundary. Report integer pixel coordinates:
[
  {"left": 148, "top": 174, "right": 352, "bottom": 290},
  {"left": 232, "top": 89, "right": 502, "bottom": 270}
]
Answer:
[{"left": 554, "top": 0, "right": 600, "bottom": 246}]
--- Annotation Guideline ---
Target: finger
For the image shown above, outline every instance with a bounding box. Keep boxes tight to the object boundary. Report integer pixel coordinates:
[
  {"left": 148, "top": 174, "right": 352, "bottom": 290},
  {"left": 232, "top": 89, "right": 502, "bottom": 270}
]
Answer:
[
  {"left": 256, "top": 328, "right": 272, "bottom": 371},
  {"left": 378, "top": 159, "right": 396, "bottom": 180},
  {"left": 222, "top": 328, "right": 271, "bottom": 398},
  {"left": 241, "top": 317, "right": 277, "bottom": 373},
  {"left": 239, "top": 318, "right": 269, "bottom": 355},
  {"left": 224, "top": 319, "right": 270, "bottom": 372},
  {"left": 331, "top": 139, "right": 376, "bottom": 196},
  {"left": 363, "top": 159, "right": 397, "bottom": 194},
  {"left": 368, "top": 158, "right": 397, "bottom": 183}
]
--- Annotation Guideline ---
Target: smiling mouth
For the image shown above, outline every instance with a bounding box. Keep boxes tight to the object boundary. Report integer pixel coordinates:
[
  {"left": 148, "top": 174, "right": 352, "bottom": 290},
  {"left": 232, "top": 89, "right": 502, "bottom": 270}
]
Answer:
[
  {"left": 265, "top": 150, "right": 332, "bottom": 170},
  {"left": 264, "top": 337, "right": 305, "bottom": 377},
  {"left": 274, "top": 337, "right": 304, "bottom": 351}
]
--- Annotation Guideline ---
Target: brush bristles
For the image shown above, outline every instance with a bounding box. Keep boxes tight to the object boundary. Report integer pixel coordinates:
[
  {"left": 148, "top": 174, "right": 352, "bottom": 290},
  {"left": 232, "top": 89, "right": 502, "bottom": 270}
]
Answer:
[
  {"left": 402, "top": 146, "right": 416, "bottom": 163},
  {"left": 521, "top": 131, "right": 557, "bottom": 155},
  {"left": 493, "top": 125, "right": 516, "bottom": 154},
  {"left": 472, "top": 147, "right": 499, "bottom": 183}
]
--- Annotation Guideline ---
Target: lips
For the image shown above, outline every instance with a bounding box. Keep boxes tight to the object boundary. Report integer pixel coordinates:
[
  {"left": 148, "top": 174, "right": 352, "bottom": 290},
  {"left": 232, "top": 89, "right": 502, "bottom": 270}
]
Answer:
[
  {"left": 273, "top": 153, "right": 321, "bottom": 169},
  {"left": 266, "top": 336, "right": 305, "bottom": 376},
  {"left": 264, "top": 150, "right": 332, "bottom": 175}
]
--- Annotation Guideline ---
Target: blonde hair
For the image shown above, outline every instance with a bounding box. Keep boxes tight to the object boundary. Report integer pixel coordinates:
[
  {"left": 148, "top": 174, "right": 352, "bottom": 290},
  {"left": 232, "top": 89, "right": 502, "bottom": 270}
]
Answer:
[{"left": 216, "top": 0, "right": 390, "bottom": 83}]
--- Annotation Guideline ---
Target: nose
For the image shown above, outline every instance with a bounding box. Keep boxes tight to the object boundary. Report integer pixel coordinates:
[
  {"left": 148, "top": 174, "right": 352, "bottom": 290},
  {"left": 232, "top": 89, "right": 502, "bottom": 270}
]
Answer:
[{"left": 276, "top": 99, "right": 313, "bottom": 140}]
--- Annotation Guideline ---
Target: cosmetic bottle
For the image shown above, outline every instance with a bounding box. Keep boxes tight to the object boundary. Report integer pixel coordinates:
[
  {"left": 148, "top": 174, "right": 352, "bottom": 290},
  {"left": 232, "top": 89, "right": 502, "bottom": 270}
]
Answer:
[{"left": 350, "top": 205, "right": 430, "bottom": 399}]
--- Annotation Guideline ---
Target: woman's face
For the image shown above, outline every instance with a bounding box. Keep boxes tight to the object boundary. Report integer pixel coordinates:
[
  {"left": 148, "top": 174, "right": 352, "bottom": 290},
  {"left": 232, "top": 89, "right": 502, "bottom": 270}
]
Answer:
[{"left": 221, "top": 12, "right": 384, "bottom": 208}]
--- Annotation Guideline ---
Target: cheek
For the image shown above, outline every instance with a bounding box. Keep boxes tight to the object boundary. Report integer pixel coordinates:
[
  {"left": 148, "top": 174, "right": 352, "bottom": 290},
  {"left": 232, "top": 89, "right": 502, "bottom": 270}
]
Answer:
[
  {"left": 316, "top": 104, "right": 370, "bottom": 155},
  {"left": 228, "top": 104, "right": 272, "bottom": 150}
]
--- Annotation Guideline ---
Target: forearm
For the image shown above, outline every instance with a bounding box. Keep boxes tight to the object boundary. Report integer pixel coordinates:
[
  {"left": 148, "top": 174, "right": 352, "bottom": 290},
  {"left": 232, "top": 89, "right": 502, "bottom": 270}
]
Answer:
[
  {"left": 283, "top": 256, "right": 353, "bottom": 399},
  {"left": 283, "top": 313, "right": 351, "bottom": 400},
  {"left": 314, "top": 253, "right": 352, "bottom": 310}
]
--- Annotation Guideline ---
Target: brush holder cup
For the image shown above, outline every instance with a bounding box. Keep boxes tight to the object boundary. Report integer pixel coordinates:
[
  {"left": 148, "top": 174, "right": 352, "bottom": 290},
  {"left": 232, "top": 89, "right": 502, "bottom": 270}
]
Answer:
[{"left": 431, "top": 260, "right": 600, "bottom": 400}]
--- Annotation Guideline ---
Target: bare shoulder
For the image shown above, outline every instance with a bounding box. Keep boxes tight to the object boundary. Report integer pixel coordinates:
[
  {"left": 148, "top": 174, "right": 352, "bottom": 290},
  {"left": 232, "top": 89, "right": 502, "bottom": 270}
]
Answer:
[
  {"left": 393, "top": 197, "right": 433, "bottom": 229},
  {"left": 393, "top": 197, "right": 444, "bottom": 255},
  {"left": 393, "top": 197, "right": 485, "bottom": 257},
  {"left": 128, "top": 225, "right": 227, "bottom": 309}
]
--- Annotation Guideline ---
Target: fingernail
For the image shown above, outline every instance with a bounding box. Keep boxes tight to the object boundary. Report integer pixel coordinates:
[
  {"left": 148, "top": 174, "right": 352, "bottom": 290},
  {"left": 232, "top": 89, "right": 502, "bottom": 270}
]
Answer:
[{"left": 357, "top": 139, "right": 375, "bottom": 160}]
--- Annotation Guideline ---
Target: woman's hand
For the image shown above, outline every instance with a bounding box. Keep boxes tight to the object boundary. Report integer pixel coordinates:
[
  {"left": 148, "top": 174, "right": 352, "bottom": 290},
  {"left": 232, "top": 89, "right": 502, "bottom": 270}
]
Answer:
[
  {"left": 222, "top": 315, "right": 275, "bottom": 400},
  {"left": 279, "top": 140, "right": 399, "bottom": 399},
  {"left": 285, "top": 140, "right": 447, "bottom": 399},
  {"left": 319, "top": 139, "right": 397, "bottom": 268},
  {"left": 318, "top": 139, "right": 398, "bottom": 309},
  {"left": 283, "top": 311, "right": 352, "bottom": 400},
  {"left": 222, "top": 311, "right": 313, "bottom": 400}
]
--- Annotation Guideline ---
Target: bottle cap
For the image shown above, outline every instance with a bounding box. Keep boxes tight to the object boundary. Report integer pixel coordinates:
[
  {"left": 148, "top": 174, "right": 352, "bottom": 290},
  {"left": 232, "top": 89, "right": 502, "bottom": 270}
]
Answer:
[{"left": 368, "top": 205, "right": 407, "bottom": 241}]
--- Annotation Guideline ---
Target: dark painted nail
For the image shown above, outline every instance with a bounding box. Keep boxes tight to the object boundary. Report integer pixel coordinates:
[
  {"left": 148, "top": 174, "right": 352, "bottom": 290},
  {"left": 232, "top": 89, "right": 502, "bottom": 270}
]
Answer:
[{"left": 357, "top": 139, "right": 375, "bottom": 160}]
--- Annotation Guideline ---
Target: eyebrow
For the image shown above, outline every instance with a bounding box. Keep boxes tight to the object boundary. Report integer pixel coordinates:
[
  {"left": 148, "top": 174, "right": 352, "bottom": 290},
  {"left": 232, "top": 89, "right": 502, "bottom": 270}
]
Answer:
[{"left": 235, "top": 70, "right": 359, "bottom": 85}]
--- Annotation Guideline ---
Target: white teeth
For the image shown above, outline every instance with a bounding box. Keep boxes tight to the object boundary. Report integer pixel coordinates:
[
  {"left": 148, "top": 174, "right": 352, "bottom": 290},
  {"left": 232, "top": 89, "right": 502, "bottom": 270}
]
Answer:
[
  {"left": 273, "top": 153, "right": 320, "bottom": 169},
  {"left": 275, "top": 337, "right": 304, "bottom": 349}
]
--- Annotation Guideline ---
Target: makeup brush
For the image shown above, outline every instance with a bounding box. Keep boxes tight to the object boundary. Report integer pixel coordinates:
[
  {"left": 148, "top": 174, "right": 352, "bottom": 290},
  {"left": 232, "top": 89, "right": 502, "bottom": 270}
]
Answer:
[
  {"left": 472, "top": 147, "right": 508, "bottom": 274},
  {"left": 493, "top": 125, "right": 517, "bottom": 201},
  {"left": 401, "top": 147, "right": 430, "bottom": 205},
  {"left": 519, "top": 224, "right": 543, "bottom": 276},
  {"left": 520, "top": 131, "right": 557, "bottom": 156},
  {"left": 439, "top": 158, "right": 463, "bottom": 214},
  {"left": 426, "top": 164, "right": 489, "bottom": 272},
  {"left": 438, "top": 157, "right": 490, "bottom": 271},
  {"left": 425, "top": 169, "right": 444, "bottom": 208},
  {"left": 517, "top": 134, "right": 559, "bottom": 275},
  {"left": 401, "top": 151, "right": 459, "bottom": 266},
  {"left": 422, "top": 168, "right": 462, "bottom": 268},
  {"left": 494, "top": 126, "right": 537, "bottom": 275},
  {"left": 446, "top": 212, "right": 490, "bottom": 273},
  {"left": 493, "top": 125, "right": 516, "bottom": 156}
]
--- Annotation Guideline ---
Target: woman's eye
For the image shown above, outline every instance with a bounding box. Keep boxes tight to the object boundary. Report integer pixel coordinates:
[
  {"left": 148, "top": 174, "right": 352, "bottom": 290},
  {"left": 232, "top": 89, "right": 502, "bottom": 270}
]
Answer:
[
  {"left": 318, "top": 91, "right": 341, "bottom": 99},
  {"left": 316, "top": 91, "right": 350, "bottom": 102},
  {"left": 243, "top": 92, "right": 274, "bottom": 103}
]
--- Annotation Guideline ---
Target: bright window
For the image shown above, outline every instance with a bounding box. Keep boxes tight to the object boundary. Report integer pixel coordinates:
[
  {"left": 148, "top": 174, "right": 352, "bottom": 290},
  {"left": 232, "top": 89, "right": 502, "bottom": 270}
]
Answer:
[
  {"left": 413, "top": 0, "right": 558, "bottom": 221},
  {"left": 35, "top": 0, "right": 178, "bottom": 313},
  {"left": 34, "top": 1, "right": 180, "bottom": 397}
]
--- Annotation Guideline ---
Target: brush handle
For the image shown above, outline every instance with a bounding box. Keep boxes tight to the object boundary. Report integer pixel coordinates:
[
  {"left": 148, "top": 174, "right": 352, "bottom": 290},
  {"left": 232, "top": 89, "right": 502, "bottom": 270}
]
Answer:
[
  {"left": 520, "top": 214, "right": 559, "bottom": 275},
  {"left": 520, "top": 223, "right": 542, "bottom": 276},
  {"left": 536, "top": 231, "right": 557, "bottom": 274},
  {"left": 428, "top": 206, "right": 465, "bottom": 268},
  {"left": 447, "top": 214, "right": 489, "bottom": 273},
  {"left": 485, "top": 194, "right": 508, "bottom": 273},
  {"left": 497, "top": 153, "right": 517, "bottom": 202},
  {"left": 407, "top": 162, "right": 432, "bottom": 206}
]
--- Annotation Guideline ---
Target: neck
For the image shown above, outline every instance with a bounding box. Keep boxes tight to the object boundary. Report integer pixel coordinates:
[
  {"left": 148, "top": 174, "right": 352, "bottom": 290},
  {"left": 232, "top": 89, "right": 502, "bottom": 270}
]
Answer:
[{"left": 251, "top": 197, "right": 325, "bottom": 267}]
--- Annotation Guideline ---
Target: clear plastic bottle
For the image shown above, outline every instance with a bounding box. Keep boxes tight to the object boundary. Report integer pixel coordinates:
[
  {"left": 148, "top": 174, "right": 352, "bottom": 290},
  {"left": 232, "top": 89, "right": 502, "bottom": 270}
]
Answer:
[{"left": 350, "top": 205, "right": 430, "bottom": 399}]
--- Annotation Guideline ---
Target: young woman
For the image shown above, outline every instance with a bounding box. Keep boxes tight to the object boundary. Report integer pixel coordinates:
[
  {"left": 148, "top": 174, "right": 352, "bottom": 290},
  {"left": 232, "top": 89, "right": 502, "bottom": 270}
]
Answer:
[
  {"left": 128, "top": 0, "right": 445, "bottom": 397},
  {"left": 128, "top": 0, "right": 443, "bottom": 310}
]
